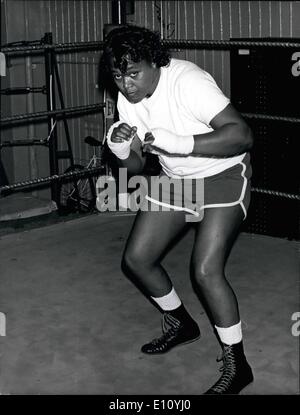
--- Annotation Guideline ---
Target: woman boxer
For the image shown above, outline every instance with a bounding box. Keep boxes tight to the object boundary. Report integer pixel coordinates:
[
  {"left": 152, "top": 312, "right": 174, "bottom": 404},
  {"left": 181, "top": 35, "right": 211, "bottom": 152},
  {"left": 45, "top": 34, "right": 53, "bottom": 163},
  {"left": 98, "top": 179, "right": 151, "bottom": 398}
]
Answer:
[{"left": 99, "top": 25, "right": 254, "bottom": 394}]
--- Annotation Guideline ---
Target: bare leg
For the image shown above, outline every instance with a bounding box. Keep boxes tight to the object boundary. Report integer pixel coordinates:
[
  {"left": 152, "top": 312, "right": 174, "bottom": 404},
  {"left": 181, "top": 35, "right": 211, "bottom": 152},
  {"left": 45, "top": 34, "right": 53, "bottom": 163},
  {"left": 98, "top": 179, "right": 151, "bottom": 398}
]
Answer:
[
  {"left": 122, "top": 209, "right": 200, "bottom": 354},
  {"left": 192, "top": 206, "right": 254, "bottom": 394},
  {"left": 191, "top": 205, "right": 244, "bottom": 327},
  {"left": 122, "top": 209, "right": 189, "bottom": 297}
]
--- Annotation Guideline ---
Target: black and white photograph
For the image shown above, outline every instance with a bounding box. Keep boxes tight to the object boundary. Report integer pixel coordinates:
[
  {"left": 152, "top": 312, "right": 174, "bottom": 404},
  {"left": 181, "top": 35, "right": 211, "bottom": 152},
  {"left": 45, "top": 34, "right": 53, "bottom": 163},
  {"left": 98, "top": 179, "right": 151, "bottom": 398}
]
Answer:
[{"left": 0, "top": 0, "right": 299, "bottom": 404}]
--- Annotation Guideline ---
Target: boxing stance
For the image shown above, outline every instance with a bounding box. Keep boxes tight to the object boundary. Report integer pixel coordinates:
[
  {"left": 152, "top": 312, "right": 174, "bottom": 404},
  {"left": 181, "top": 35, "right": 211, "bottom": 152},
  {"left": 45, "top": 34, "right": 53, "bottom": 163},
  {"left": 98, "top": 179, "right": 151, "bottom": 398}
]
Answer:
[{"left": 99, "top": 25, "right": 254, "bottom": 394}]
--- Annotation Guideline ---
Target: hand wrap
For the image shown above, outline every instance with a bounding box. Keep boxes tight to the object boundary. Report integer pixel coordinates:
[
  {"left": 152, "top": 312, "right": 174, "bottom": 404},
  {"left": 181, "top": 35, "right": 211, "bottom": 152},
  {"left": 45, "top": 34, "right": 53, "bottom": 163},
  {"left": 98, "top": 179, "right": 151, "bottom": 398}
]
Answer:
[
  {"left": 151, "top": 128, "right": 194, "bottom": 155},
  {"left": 106, "top": 121, "right": 135, "bottom": 160}
]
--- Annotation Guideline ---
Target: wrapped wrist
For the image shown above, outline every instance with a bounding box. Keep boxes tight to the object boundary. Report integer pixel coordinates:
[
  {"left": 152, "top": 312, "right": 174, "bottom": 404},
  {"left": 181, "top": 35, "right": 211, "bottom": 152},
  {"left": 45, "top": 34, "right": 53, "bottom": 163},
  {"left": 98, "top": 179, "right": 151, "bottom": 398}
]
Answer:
[
  {"left": 106, "top": 121, "right": 133, "bottom": 160},
  {"left": 151, "top": 128, "right": 194, "bottom": 155}
]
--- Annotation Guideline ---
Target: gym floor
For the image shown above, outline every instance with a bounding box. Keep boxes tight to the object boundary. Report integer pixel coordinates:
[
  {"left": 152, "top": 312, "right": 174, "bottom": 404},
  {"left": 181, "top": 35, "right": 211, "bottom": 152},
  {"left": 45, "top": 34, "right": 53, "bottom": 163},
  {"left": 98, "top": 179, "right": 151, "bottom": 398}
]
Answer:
[{"left": 0, "top": 211, "right": 298, "bottom": 395}]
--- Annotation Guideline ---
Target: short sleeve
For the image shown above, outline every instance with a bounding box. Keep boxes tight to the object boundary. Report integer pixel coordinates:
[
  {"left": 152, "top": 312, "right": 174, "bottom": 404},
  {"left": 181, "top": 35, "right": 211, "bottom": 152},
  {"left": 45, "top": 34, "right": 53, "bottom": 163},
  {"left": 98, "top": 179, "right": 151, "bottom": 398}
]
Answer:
[
  {"left": 117, "top": 92, "right": 129, "bottom": 123},
  {"left": 116, "top": 92, "right": 147, "bottom": 142},
  {"left": 176, "top": 68, "right": 230, "bottom": 126}
]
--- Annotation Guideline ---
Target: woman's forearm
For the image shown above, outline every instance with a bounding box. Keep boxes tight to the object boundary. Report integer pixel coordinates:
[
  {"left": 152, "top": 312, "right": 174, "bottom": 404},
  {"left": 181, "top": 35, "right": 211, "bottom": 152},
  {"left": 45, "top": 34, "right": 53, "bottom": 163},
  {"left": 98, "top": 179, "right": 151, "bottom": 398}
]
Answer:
[
  {"left": 117, "top": 149, "right": 146, "bottom": 175},
  {"left": 192, "top": 123, "right": 254, "bottom": 158}
]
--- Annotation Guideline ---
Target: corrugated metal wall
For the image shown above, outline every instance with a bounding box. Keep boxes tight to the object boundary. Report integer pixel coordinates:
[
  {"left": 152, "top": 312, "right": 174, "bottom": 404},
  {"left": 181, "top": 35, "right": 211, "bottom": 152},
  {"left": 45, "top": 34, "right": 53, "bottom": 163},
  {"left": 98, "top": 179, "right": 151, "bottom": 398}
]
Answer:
[
  {"left": 1, "top": 0, "right": 300, "bottom": 200},
  {"left": 44, "top": 0, "right": 111, "bottom": 172},
  {"left": 1, "top": 0, "right": 112, "bottom": 198},
  {"left": 133, "top": 1, "right": 300, "bottom": 95}
]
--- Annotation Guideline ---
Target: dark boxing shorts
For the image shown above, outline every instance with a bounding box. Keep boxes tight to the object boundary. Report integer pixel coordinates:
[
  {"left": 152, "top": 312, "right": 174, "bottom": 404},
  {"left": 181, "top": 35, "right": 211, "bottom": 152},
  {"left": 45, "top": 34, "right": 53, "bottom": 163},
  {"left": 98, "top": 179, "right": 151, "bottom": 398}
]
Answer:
[{"left": 141, "top": 153, "right": 252, "bottom": 221}]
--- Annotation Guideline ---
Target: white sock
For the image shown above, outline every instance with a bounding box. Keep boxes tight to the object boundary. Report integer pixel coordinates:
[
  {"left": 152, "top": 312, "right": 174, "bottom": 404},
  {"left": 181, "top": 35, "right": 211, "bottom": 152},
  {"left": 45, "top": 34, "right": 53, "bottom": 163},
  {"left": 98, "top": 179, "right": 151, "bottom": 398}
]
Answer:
[
  {"left": 215, "top": 321, "right": 242, "bottom": 345},
  {"left": 151, "top": 287, "right": 182, "bottom": 311}
]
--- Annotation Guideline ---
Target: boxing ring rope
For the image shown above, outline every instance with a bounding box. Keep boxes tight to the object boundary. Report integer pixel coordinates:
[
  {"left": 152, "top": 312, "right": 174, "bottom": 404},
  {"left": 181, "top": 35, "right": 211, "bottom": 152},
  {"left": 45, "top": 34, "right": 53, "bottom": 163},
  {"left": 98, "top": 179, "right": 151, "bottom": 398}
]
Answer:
[
  {"left": 1, "top": 41, "right": 105, "bottom": 55},
  {"left": 0, "top": 167, "right": 104, "bottom": 196},
  {"left": 2, "top": 109, "right": 300, "bottom": 128},
  {"left": 0, "top": 158, "right": 299, "bottom": 200},
  {"left": 1, "top": 38, "right": 299, "bottom": 203},
  {"left": 241, "top": 113, "right": 300, "bottom": 125},
  {"left": 0, "top": 103, "right": 105, "bottom": 127},
  {"left": 163, "top": 39, "right": 300, "bottom": 49},
  {"left": 2, "top": 39, "right": 300, "bottom": 55}
]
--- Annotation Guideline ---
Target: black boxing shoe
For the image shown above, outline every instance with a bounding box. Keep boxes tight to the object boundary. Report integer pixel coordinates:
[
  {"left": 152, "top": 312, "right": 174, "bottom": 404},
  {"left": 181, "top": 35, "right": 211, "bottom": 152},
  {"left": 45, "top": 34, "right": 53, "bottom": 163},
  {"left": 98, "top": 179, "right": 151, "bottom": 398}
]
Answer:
[
  {"left": 141, "top": 310, "right": 200, "bottom": 355},
  {"left": 204, "top": 341, "right": 254, "bottom": 395}
]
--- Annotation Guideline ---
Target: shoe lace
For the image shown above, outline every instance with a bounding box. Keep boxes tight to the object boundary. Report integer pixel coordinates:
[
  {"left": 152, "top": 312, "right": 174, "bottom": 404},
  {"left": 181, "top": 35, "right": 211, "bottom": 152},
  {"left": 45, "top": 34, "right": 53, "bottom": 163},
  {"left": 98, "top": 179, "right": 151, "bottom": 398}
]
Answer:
[
  {"left": 162, "top": 313, "right": 181, "bottom": 333},
  {"left": 150, "top": 313, "right": 182, "bottom": 346},
  {"left": 209, "top": 345, "right": 236, "bottom": 393}
]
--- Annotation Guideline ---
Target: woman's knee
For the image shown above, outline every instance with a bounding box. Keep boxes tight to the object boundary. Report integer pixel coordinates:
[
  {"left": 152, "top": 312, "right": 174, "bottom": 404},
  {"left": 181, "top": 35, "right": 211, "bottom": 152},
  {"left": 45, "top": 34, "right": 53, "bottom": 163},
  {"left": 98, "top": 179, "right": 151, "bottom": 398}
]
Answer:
[
  {"left": 192, "top": 259, "right": 224, "bottom": 288},
  {"left": 122, "top": 247, "right": 156, "bottom": 275},
  {"left": 122, "top": 249, "right": 136, "bottom": 273}
]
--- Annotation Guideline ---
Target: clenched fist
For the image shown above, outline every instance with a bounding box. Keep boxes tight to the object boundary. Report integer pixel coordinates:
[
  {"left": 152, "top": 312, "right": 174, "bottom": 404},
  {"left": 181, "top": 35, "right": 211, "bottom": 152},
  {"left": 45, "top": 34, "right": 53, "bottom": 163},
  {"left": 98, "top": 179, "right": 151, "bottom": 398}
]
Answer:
[{"left": 107, "top": 121, "right": 137, "bottom": 160}]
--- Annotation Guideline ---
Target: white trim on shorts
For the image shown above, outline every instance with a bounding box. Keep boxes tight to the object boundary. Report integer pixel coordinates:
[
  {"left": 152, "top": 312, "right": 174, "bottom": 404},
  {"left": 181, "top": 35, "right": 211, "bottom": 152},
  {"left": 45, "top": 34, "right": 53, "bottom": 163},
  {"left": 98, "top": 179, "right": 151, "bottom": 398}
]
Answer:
[
  {"left": 145, "top": 196, "right": 201, "bottom": 217},
  {"left": 199, "top": 160, "right": 248, "bottom": 220},
  {"left": 145, "top": 159, "right": 248, "bottom": 220}
]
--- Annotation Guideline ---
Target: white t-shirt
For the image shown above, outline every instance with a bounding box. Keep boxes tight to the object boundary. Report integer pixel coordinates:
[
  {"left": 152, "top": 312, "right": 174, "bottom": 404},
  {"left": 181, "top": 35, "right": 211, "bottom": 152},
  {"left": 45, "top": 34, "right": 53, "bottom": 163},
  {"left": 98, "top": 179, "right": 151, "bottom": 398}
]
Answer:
[{"left": 117, "top": 58, "right": 245, "bottom": 178}]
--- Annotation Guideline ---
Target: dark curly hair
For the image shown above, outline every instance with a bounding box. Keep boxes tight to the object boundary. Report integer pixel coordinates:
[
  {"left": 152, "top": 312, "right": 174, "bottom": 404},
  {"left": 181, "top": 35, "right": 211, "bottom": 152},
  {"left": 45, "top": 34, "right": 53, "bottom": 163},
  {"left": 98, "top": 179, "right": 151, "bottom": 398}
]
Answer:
[{"left": 99, "top": 25, "right": 171, "bottom": 86}]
